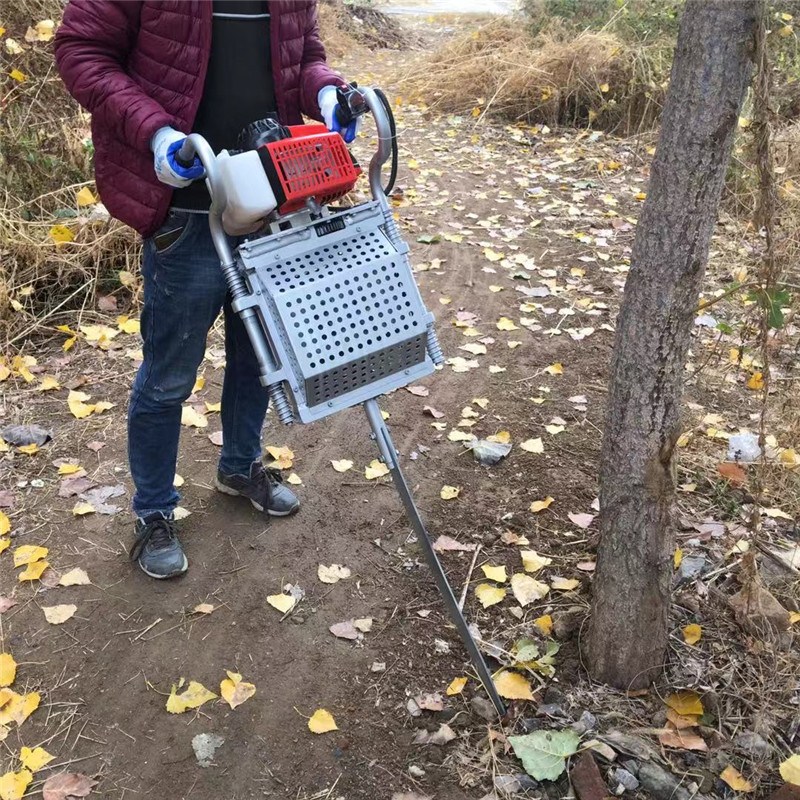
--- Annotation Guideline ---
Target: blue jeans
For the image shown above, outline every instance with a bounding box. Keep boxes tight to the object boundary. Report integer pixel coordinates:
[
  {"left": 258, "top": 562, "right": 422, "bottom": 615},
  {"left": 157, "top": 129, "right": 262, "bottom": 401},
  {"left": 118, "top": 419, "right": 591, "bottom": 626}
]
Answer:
[{"left": 128, "top": 209, "right": 269, "bottom": 518}]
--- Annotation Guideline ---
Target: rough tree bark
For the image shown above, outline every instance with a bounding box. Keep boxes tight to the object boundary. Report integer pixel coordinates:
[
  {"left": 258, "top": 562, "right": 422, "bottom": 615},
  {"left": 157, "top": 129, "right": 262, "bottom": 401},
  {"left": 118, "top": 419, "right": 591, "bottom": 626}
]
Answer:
[{"left": 586, "top": 0, "right": 758, "bottom": 689}]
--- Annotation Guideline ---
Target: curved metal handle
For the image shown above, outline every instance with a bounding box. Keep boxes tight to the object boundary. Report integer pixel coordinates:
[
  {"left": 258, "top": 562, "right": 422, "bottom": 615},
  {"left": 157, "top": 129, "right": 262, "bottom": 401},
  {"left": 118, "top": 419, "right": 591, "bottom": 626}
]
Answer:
[{"left": 361, "top": 87, "right": 394, "bottom": 202}]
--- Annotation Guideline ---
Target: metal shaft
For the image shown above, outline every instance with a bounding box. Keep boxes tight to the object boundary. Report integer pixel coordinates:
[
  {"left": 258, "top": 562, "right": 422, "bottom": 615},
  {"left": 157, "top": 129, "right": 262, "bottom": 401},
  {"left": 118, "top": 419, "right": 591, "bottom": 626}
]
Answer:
[{"left": 363, "top": 399, "right": 506, "bottom": 717}]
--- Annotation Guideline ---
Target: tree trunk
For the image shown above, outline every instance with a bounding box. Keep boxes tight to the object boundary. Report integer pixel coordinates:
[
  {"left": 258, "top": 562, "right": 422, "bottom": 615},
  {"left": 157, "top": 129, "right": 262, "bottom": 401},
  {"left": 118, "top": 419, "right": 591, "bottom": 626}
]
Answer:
[{"left": 586, "top": 0, "right": 758, "bottom": 689}]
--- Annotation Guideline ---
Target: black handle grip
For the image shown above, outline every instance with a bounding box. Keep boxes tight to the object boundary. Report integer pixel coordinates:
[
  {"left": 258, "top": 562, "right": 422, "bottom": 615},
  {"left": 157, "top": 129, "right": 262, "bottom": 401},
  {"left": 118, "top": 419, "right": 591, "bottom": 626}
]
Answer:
[{"left": 175, "top": 139, "right": 196, "bottom": 169}]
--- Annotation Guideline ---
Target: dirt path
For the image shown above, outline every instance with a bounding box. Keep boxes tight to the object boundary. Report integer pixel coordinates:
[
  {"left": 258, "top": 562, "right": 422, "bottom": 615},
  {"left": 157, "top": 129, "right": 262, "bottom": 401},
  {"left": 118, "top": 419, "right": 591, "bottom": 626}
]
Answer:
[{"left": 1, "top": 30, "right": 786, "bottom": 800}]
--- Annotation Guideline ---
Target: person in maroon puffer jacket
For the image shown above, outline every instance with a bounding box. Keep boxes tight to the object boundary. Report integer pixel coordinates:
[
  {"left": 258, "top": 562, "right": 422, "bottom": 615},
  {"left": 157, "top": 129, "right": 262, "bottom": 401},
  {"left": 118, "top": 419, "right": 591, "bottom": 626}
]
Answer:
[{"left": 55, "top": 0, "right": 360, "bottom": 579}]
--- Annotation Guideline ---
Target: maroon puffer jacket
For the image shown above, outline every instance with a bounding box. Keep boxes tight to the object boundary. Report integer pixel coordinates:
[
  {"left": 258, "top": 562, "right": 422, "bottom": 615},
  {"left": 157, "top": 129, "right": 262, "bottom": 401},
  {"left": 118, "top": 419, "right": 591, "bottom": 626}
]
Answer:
[{"left": 54, "top": 1, "right": 343, "bottom": 237}]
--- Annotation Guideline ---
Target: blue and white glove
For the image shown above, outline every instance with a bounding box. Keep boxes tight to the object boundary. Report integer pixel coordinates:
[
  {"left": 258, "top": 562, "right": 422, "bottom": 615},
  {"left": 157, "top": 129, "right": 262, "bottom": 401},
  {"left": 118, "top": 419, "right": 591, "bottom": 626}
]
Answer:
[
  {"left": 318, "top": 85, "right": 362, "bottom": 144},
  {"left": 151, "top": 126, "right": 205, "bottom": 188}
]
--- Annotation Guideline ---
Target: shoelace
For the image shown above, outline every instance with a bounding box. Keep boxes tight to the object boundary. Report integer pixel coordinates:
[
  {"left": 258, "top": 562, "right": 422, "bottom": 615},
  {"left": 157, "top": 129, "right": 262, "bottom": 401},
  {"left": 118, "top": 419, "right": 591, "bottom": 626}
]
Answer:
[
  {"left": 130, "top": 518, "right": 178, "bottom": 561},
  {"left": 253, "top": 465, "right": 284, "bottom": 495}
]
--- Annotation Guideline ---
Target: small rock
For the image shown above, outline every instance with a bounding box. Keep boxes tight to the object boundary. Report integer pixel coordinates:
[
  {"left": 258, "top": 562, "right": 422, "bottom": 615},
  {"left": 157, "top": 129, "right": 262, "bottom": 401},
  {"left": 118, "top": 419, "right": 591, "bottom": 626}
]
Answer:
[
  {"left": 290, "top": 614, "right": 306, "bottom": 625},
  {"left": 433, "top": 638, "right": 450, "bottom": 655},
  {"left": 371, "top": 661, "right": 386, "bottom": 672},
  {"left": 470, "top": 696, "right": 497, "bottom": 722},
  {"left": 677, "top": 555, "right": 706, "bottom": 583},
  {"left": 651, "top": 709, "right": 668, "bottom": 727},
  {"left": 192, "top": 733, "right": 224, "bottom": 767},
  {"left": 613, "top": 768, "right": 639, "bottom": 793},
  {"left": 638, "top": 762, "right": 694, "bottom": 800},
  {"left": 570, "top": 752, "right": 610, "bottom": 800},
  {"left": 571, "top": 710, "right": 597, "bottom": 735},
  {"left": 408, "top": 765, "right": 425, "bottom": 778},
  {"left": 537, "top": 703, "right": 566, "bottom": 718},
  {"left": 620, "top": 760, "right": 639, "bottom": 776},
  {"left": 734, "top": 730, "right": 771, "bottom": 759}
]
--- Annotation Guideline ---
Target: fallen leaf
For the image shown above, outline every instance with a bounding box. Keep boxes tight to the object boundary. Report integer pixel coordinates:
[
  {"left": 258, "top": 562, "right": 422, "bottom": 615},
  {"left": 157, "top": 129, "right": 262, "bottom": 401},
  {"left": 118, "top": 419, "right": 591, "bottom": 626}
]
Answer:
[
  {"left": 0, "top": 541, "right": 8, "bottom": 556},
  {"left": 266, "top": 594, "right": 296, "bottom": 614},
  {"left": 329, "top": 621, "right": 359, "bottom": 640},
  {"left": 364, "top": 460, "right": 390, "bottom": 480},
  {"left": 0, "top": 514, "right": 8, "bottom": 536},
  {"left": 331, "top": 459, "right": 353, "bottom": 473},
  {"left": 406, "top": 385, "right": 429, "bottom": 397},
  {"left": 718, "top": 462, "right": 747, "bottom": 485},
  {"left": 682, "top": 624, "right": 702, "bottom": 645},
  {"left": 534, "top": 615, "right": 554, "bottom": 636},
  {"left": 354, "top": 618, "right": 373, "bottom": 632},
  {"left": 666, "top": 708, "right": 700, "bottom": 729},
  {"left": 42, "top": 605, "right": 77, "bottom": 625},
  {"left": 530, "top": 497, "right": 554, "bottom": 513},
  {"left": 57, "top": 463, "right": 82, "bottom": 476},
  {"left": 720, "top": 765, "right": 753, "bottom": 792},
  {"left": 19, "top": 746, "right": 53, "bottom": 772},
  {"left": 440, "top": 485, "right": 460, "bottom": 501},
  {"left": 432, "top": 535, "right": 476, "bottom": 552},
  {"left": 511, "top": 573, "right": 549, "bottom": 606},
  {"left": 746, "top": 372, "right": 764, "bottom": 390},
  {"left": 0, "top": 770, "right": 32, "bottom": 800},
  {"left": 544, "top": 363, "right": 563, "bottom": 375},
  {"left": 780, "top": 754, "right": 800, "bottom": 786},
  {"left": 447, "top": 429, "right": 476, "bottom": 443},
  {"left": 567, "top": 512, "right": 595, "bottom": 529},
  {"left": 413, "top": 723, "right": 456, "bottom": 746},
  {"left": 481, "top": 564, "right": 507, "bottom": 583},
  {"left": 181, "top": 406, "right": 208, "bottom": 428},
  {"left": 18, "top": 561, "right": 49, "bottom": 582},
  {"left": 0, "top": 599, "right": 17, "bottom": 614},
  {"left": 665, "top": 691, "right": 704, "bottom": 717},
  {"left": 497, "top": 317, "right": 520, "bottom": 331},
  {"left": 13, "top": 545, "right": 47, "bottom": 567},
  {"left": 265, "top": 445, "right": 294, "bottom": 469},
  {"left": 474, "top": 583, "right": 506, "bottom": 608},
  {"left": 521, "top": 550, "right": 552, "bottom": 572},
  {"left": 193, "top": 603, "right": 215, "bottom": 615},
  {"left": 286, "top": 473, "right": 302, "bottom": 485},
  {"left": 0, "top": 691, "right": 39, "bottom": 726},
  {"left": 472, "top": 398, "right": 489, "bottom": 409},
  {"left": 317, "top": 564, "right": 351, "bottom": 584},
  {"left": 42, "top": 773, "right": 98, "bottom": 800},
  {"left": 37, "top": 376, "right": 60, "bottom": 392},
  {"left": 415, "top": 692, "right": 444, "bottom": 711},
  {"left": 658, "top": 728, "right": 707, "bottom": 751},
  {"left": 0, "top": 654, "right": 16, "bottom": 688},
  {"left": 508, "top": 730, "right": 580, "bottom": 781},
  {"left": 219, "top": 671, "right": 256, "bottom": 709},
  {"left": 166, "top": 681, "right": 217, "bottom": 714},
  {"left": 308, "top": 708, "right": 337, "bottom": 734},
  {"left": 208, "top": 430, "right": 223, "bottom": 447},
  {"left": 520, "top": 438, "right": 544, "bottom": 454},
  {"left": 551, "top": 577, "right": 580, "bottom": 591},
  {"left": 446, "top": 677, "right": 467, "bottom": 696},
  {"left": 494, "top": 671, "right": 534, "bottom": 701},
  {"left": 204, "top": 402, "right": 221, "bottom": 413},
  {"left": 72, "top": 502, "right": 95, "bottom": 517}
]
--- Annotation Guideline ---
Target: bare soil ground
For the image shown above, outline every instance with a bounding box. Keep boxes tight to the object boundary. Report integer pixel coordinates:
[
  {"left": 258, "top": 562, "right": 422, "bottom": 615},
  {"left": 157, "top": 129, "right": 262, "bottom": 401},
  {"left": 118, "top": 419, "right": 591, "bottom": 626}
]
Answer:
[{"left": 1, "top": 23, "right": 798, "bottom": 800}]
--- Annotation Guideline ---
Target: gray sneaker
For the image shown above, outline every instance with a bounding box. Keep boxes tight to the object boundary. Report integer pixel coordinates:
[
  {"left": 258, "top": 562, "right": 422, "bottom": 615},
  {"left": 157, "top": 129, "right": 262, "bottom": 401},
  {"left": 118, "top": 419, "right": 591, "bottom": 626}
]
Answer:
[
  {"left": 130, "top": 514, "right": 188, "bottom": 579},
  {"left": 215, "top": 461, "right": 300, "bottom": 517}
]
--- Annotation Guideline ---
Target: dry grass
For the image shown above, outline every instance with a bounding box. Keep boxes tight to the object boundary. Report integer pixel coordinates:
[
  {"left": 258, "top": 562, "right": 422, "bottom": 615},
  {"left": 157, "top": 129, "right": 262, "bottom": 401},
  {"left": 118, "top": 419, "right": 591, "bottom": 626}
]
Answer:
[{"left": 401, "top": 18, "right": 671, "bottom": 132}]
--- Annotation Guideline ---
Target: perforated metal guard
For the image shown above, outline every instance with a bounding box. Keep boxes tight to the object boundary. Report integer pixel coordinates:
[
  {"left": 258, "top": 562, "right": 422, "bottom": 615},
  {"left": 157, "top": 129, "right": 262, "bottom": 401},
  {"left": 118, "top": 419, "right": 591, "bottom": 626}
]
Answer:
[{"left": 236, "top": 201, "right": 436, "bottom": 423}]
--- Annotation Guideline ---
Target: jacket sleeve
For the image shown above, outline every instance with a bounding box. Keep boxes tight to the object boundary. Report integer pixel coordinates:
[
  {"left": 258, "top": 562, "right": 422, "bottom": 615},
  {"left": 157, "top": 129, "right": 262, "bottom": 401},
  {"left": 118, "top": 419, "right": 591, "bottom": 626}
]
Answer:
[
  {"left": 298, "top": 1, "right": 345, "bottom": 120},
  {"left": 54, "top": 0, "right": 175, "bottom": 152}
]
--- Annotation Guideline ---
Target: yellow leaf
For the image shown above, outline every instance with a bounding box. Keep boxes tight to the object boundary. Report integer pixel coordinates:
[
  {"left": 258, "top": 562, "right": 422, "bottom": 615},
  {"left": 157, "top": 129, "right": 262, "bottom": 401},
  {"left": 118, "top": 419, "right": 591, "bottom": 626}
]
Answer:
[
  {"left": 0, "top": 769, "right": 32, "bottom": 800},
  {"left": 447, "top": 429, "right": 476, "bottom": 443},
  {"left": 674, "top": 548, "right": 683, "bottom": 568},
  {"left": 331, "top": 459, "right": 353, "bottom": 473},
  {"left": 0, "top": 364, "right": 9, "bottom": 382},
  {"left": 0, "top": 540, "right": 9, "bottom": 555},
  {"left": 494, "top": 670, "right": 534, "bottom": 701},
  {"left": 13, "top": 545, "right": 47, "bottom": 568},
  {"left": 308, "top": 708, "right": 338, "bottom": 734},
  {"left": 63, "top": 336, "right": 77, "bottom": 352},
  {"left": 746, "top": 372, "right": 764, "bottom": 390},
  {"left": 42, "top": 604, "right": 77, "bottom": 625},
  {"left": 181, "top": 406, "right": 208, "bottom": 428},
  {"left": 204, "top": 402, "right": 221, "bottom": 413},
  {"left": 58, "top": 463, "right": 81, "bottom": 476},
  {"left": 782, "top": 12, "right": 794, "bottom": 21},
  {"left": 682, "top": 624, "right": 702, "bottom": 645},
  {"left": 166, "top": 681, "right": 217, "bottom": 714},
  {"left": 116, "top": 315, "right": 140, "bottom": 334},
  {"left": 0, "top": 692, "right": 39, "bottom": 726},
  {"left": 72, "top": 502, "right": 96, "bottom": 517},
  {"left": 790, "top": 611, "right": 800, "bottom": 625},
  {"left": 68, "top": 390, "right": 95, "bottom": 419},
  {"left": 781, "top": 754, "right": 800, "bottom": 786},
  {"left": 192, "top": 374, "right": 205, "bottom": 393},
  {"left": 364, "top": 459, "right": 390, "bottom": 480},
  {"left": 534, "top": 614, "right": 554, "bottom": 636},
  {"left": 220, "top": 670, "right": 256, "bottom": 710},
  {"left": 265, "top": 445, "right": 294, "bottom": 469},
  {"left": 58, "top": 568, "right": 90, "bottom": 587},
  {"left": 0, "top": 513, "right": 9, "bottom": 537},
  {"left": 440, "top": 485, "right": 460, "bottom": 501},
  {"left": 665, "top": 691, "right": 704, "bottom": 717},
  {"left": 520, "top": 438, "right": 544, "bottom": 454},
  {"left": 267, "top": 594, "right": 296, "bottom": 614},
  {"left": 446, "top": 677, "right": 468, "bottom": 696},
  {"left": 19, "top": 746, "right": 53, "bottom": 772},
  {"left": 779, "top": 23, "right": 794, "bottom": 36},
  {"left": 79, "top": 324, "right": 119, "bottom": 343},
  {"left": 37, "top": 375, "right": 60, "bottom": 392},
  {"left": 497, "top": 317, "right": 519, "bottom": 332},
  {"left": 75, "top": 186, "right": 96, "bottom": 206},
  {"left": 16, "top": 444, "right": 38, "bottom": 456},
  {"left": 483, "top": 248, "right": 504, "bottom": 262},
  {"left": 317, "top": 563, "right": 351, "bottom": 584},
  {"left": 32, "top": 19, "right": 55, "bottom": 40},
  {"left": 530, "top": 496, "right": 554, "bottom": 513},
  {"left": 9, "top": 69, "right": 27, "bottom": 82},
  {"left": 18, "top": 561, "right": 48, "bottom": 582},
  {"left": 511, "top": 573, "right": 550, "bottom": 606},
  {"left": 49, "top": 225, "right": 74, "bottom": 244},
  {"left": 0, "top": 655, "right": 16, "bottom": 688},
  {"left": 487, "top": 430, "right": 511, "bottom": 444},
  {"left": 481, "top": 564, "right": 507, "bottom": 583},
  {"left": 474, "top": 583, "right": 506, "bottom": 608},
  {"left": 544, "top": 363, "right": 563, "bottom": 375},
  {"left": 720, "top": 765, "right": 753, "bottom": 793},
  {"left": 286, "top": 472, "right": 302, "bottom": 485},
  {"left": 11, "top": 357, "right": 35, "bottom": 383},
  {"left": 472, "top": 398, "right": 489, "bottom": 409},
  {"left": 551, "top": 576, "right": 580, "bottom": 591},
  {"left": 521, "top": 550, "right": 552, "bottom": 573},
  {"left": 599, "top": 82, "right": 610, "bottom": 93},
  {"left": 193, "top": 603, "right": 215, "bottom": 615},
  {"left": 93, "top": 400, "right": 114, "bottom": 414}
]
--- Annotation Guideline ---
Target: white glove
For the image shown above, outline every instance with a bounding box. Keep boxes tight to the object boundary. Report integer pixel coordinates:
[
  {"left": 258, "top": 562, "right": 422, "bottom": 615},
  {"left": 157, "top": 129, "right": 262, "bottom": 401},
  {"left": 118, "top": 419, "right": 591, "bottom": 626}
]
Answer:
[
  {"left": 151, "top": 126, "right": 204, "bottom": 188},
  {"left": 318, "top": 86, "right": 362, "bottom": 144}
]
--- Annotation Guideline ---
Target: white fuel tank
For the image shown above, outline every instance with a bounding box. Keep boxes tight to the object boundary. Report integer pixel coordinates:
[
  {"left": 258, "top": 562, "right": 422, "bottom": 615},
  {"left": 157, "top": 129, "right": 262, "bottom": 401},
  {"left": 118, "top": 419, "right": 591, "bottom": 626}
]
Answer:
[{"left": 217, "top": 150, "right": 277, "bottom": 236}]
